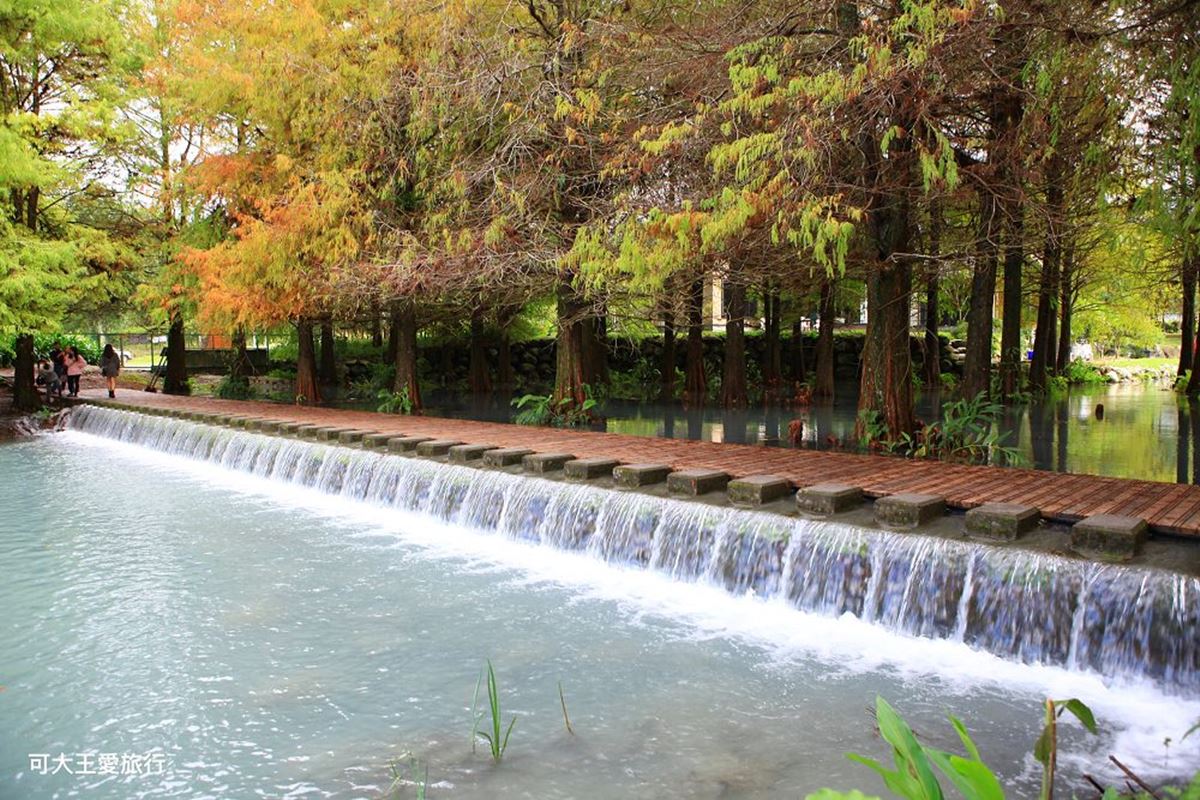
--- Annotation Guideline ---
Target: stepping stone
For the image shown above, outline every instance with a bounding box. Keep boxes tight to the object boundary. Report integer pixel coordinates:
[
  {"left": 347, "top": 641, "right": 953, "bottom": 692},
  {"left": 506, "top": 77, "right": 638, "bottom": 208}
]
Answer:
[
  {"left": 362, "top": 433, "right": 393, "bottom": 448},
  {"left": 874, "top": 493, "right": 946, "bottom": 528},
  {"left": 254, "top": 420, "right": 282, "bottom": 433},
  {"left": 796, "top": 483, "right": 863, "bottom": 515},
  {"left": 296, "top": 425, "right": 327, "bottom": 438},
  {"left": 388, "top": 435, "right": 432, "bottom": 453},
  {"left": 483, "top": 448, "right": 534, "bottom": 467},
  {"left": 1071, "top": 514, "right": 1147, "bottom": 562},
  {"left": 315, "top": 426, "right": 350, "bottom": 441},
  {"left": 277, "top": 421, "right": 310, "bottom": 435},
  {"left": 728, "top": 475, "right": 793, "bottom": 506},
  {"left": 667, "top": 469, "right": 730, "bottom": 496},
  {"left": 448, "top": 444, "right": 497, "bottom": 463},
  {"left": 965, "top": 502, "right": 1040, "bottom": 541},
  {"left": 337, "top": 429, "right": 369, "bottom": 445},
  {"left": 416, "top": 439, "right": 463, "bottom": 457},
  {"left": 614, "top": 463, "right": 673, "bottom": 488},
  {"left": 564, "top": 457, "right": 622, "bottom": 480},
  {"left": 523, "top": 453, "right": 576, "bottom": 474}
]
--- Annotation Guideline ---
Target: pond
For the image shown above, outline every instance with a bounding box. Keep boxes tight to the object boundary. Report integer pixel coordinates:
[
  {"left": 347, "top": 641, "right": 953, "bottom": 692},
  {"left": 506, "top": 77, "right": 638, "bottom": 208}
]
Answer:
[
  {"left": 416, "top": 381, "right": 1195, "bottom": 483},
  {"left": 2, "top": 413, "right": 1198, "bottom": 798}
]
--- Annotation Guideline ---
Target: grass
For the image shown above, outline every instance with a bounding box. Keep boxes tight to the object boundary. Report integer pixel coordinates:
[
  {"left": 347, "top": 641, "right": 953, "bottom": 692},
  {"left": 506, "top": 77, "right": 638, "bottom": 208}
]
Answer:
[
  {"left": 471, "top": 660, "right": 516, "bottom": 763},
  {"left": 1092, "top": 356, "right": 1175, "bottom": 370}
]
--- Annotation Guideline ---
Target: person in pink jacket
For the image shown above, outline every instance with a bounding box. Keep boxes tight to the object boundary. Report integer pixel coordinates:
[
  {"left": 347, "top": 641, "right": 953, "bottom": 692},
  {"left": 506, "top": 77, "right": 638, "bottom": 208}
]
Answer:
[{"left": 63, "top": 346, "right": 86, "bottom": 397}]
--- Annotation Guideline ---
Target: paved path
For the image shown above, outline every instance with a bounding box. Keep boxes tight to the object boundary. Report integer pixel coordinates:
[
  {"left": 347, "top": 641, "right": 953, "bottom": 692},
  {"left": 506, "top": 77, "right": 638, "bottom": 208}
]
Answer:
[{"left": 77, "top": 389, "right": 1200, "bottom": 537}]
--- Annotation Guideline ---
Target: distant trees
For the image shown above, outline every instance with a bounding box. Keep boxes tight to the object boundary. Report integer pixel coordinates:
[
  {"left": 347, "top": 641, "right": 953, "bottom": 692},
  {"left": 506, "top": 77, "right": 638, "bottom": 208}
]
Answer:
[
  {"left": 5, "top": 0, "right": 1197, "bottom": 429},
  {"left": 1, "top": 0, "right": 134, "bottom": 408}
]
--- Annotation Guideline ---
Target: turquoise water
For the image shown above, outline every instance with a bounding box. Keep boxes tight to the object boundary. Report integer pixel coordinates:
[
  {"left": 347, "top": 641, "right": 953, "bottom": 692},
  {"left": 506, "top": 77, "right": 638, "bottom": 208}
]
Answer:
[{"left": 1, "top": 432, "right": 1197, "bottom": 798}]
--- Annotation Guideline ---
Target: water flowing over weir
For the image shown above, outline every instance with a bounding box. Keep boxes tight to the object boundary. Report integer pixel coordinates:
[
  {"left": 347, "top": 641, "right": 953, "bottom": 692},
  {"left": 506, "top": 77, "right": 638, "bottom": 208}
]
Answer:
[{"left": 69, "top": 405, "right": 1200, "bottom": 694}]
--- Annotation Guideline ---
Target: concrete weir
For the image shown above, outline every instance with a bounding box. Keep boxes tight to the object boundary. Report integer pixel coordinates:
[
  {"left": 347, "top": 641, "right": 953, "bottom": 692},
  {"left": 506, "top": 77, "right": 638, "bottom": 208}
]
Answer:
[
  {"left": 64, "top": 401, "right": 1200, "bottom": 694},
  {"left": 83, "top": 399, "right": 1181, "bottom": 569}
]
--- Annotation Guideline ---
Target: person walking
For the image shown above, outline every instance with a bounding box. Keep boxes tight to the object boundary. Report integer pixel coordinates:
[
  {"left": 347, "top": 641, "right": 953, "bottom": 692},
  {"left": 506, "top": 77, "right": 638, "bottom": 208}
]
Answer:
[
  {"left": 100, "top": 343, "right": 121, "bottom": 398},
  {"left": 63, "top": 346, "right": 86, "bottom": 397}
]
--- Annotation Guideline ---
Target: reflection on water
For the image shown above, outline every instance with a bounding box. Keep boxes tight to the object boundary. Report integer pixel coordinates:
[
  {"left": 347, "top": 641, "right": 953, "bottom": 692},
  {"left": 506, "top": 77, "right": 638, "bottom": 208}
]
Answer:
[{"left": 420, "top": 381, "right": 1197, "bottom": 484}]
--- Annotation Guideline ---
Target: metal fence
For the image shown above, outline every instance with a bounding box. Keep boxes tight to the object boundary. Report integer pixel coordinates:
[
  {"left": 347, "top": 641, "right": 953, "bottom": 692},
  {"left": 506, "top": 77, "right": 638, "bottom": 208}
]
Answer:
[{"left": 66, "top": 332, "right": 278, "bottom": 371}]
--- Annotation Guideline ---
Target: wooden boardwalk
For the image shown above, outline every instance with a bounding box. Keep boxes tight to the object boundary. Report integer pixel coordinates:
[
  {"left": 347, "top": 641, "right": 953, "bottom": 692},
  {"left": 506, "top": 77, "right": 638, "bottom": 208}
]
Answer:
[{"left": 76, "top": 389, "right": 1200, "bottom": 537}]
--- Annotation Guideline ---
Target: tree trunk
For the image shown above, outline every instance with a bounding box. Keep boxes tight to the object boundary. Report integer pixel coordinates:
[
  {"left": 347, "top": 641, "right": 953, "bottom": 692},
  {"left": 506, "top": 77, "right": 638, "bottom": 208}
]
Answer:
[
  {"left": 924, "top": 272, "right": 941, "bottom": 387},
  {"left": 553, "top": 279, "right": 589, "bottom": 411},
  {"left": 12, "top": 333, "right": 40, "bottom": 411},
  {"left": 391, "top": 302, "right": 422, "bottom": 412},
  {"left": 1186, "top": 301, "right": 1200, "bottom": 396},
  {"left": 230, "top": 326, "right": 253, "bottom": 380},
  {"left": 856, "top": 88, "right": 916, "bottom": 440},
  {"left": 995, "top": 79, "right": 1025, "bottom": 401},
  {"left": 1180, "top": 257, "right": 1197, "bottom": 378},
  {"left": 25, "top": 186, "right": 39, "bottom": 231},
  {"left": 813, "top": 278, "right": 836, "bottom": 399},
  {"left": 659, "top": 301, "right": 676, "bottom": 402},
  {"left": 163, "top": 313, "right": 189, "bottom": 395},
  {"left": 683, "top": 278, "right": 707, "bottom": 407},
  {"left": 791, "top": 319, "right": 807, "bottom": 385},
  {"left": 295, "top": 318, "right": 322, "bottom": 404},
  {"left": 763, "top": 287, "right": 783, "bottom": 400},
  {"left": 1030, "top": 166, "right": 1063, "bottom": 392},
  {"left": 385, "top": 307, "right": 399, "bottom": 368},
  {"left": 997, "top": 203, "right": 1024, "bottom": 399},
  {"left": 371, "top": 308, "right": 383, "bottom": 349},
  {"left": 962, "top": 192, "right": 999, "bottom": 399},
  {"left": 721, "top": 278, "right": 748, "bottom": 408},
  {"left": 318, "top": 318, "right": 337, "bottom": 389},
  {"left": 497, "top": 332, "right": 514, "bottom": 397},
  {"left": 469, "top": 311, "right": 492, "bottom": 397},
  {"left": 923, "top": 203, "right": 942, "bottom": 388},
  {"left": 858, "top": 259, "right": 915, "bottom": 438},
  {"left": 583, "top": 313, "right": 609, "bottom": 388},
  {"left": 1055, "top": 245, "right": 1074, "bottom": 374}
]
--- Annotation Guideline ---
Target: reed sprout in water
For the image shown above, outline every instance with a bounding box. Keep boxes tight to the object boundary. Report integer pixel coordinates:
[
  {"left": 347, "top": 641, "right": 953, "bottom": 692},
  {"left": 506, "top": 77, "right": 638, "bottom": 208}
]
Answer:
[
  {"left": 471, "top": 660, "right": 516, "bottom": 763},
  {"left": 386, "top": 752, "right": 427, "bottom": 799},
  {"left": 558, "top": 680, "right": 574, "bottom": 736}
]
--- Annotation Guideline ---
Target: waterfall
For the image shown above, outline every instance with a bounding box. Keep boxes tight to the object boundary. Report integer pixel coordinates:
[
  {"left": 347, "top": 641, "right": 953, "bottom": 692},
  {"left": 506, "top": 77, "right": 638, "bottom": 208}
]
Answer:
[{"left": 67, "top": 405, "right": 1200, "bottom": 694}]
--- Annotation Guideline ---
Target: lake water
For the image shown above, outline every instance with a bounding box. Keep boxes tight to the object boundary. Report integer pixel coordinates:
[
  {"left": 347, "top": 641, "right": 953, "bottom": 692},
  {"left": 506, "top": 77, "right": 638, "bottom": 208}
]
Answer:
[
  {"left": 421, "top": 381, "right": 1194, "bottom": 483},
  {"left": 2, "top": 423, "right": 1199, "bottom": 798}
]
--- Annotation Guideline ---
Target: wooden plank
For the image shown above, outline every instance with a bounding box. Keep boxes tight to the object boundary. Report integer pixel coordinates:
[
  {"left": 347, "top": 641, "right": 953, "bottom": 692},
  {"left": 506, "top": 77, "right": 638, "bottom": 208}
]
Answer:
[
  {"left": 1113, "top": 484, "right": 1180, "bottom": 520},
  {"left": 1138, "top": 484, "right": 1200, "bottom": 522}
]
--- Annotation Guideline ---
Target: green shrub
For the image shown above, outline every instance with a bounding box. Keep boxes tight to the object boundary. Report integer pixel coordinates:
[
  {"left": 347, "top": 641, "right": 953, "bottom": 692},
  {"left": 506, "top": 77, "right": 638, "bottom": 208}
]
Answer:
[
  {"left": 512, "top": 385, "right": 597, "bottom": 427},
  {"left": 215, "top": 375, "right": 257, "bottom": 400},
  {"left": 1061, "top": 359, "right": 1105, "bottom": 384},
  {"left": 2, "top": 333, "right": 103, "bottom": 366},
  {"left": 376, "top": 387, "right": 413, "bottom": 414},
  {"left": 608, "top": 358, "right": 663, "bottom": 401}
]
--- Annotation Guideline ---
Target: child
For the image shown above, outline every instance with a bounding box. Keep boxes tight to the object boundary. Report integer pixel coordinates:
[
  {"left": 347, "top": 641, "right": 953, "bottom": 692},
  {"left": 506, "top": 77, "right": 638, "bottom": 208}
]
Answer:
[{"left": 36, "top": 359, "right": 61, "bottom": 401}]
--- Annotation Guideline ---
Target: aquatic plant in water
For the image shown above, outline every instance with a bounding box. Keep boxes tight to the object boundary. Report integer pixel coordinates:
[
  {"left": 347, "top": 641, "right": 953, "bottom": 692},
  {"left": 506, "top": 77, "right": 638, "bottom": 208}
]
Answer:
[
  {"left": 810, "top": 696, "right": 1200, "bottom": 800},
  {"left": 386, "top": 751, "right": 428, "bottom": 799},
  {"left": 471, "top": 660, "right": 516, "bottom": 763}
]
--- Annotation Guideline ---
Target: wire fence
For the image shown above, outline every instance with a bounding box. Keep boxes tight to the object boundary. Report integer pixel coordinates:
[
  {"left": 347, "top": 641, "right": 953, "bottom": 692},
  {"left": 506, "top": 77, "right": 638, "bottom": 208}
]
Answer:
[{"left": 65, "top": 332, "right": 278, "bottom": 370}]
